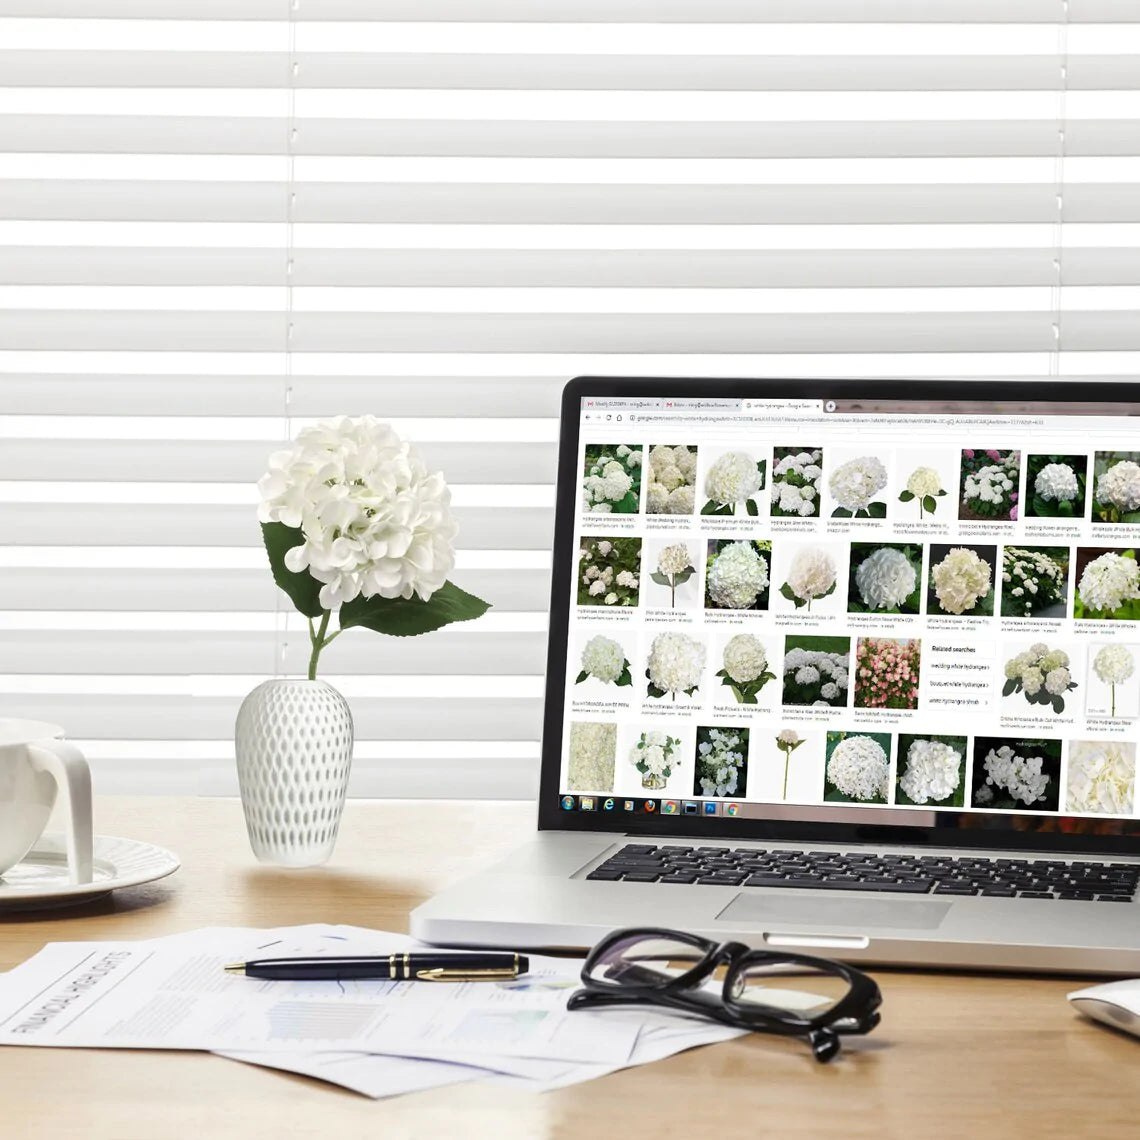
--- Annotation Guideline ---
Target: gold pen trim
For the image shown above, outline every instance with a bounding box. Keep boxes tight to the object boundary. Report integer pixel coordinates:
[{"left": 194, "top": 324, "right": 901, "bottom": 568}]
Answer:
[
  {"left": 223, "top": 963, "right": 247, "bottom": 974},
  {"left": 414, "top": 967, "right": 520, "bottom": 982}
]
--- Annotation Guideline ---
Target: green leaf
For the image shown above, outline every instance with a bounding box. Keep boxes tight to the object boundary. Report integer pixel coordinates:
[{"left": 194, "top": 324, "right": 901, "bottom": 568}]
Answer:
[
  {"left": 937, "top": 489, "right": 947, "bottom": 497},
  {"left": 339, "top": 579, "right": 491, "bottom": 638},
  {"left": 780, "top": 582, "right": 807, "bottom": 609},
  {"left": 922, "top": 495, "right": 937, "bottom": 514},
  {"left": 868, "top": 501, "right": 887, "bottom": 519},
  {"left": 575, "top": 670, "right": 589, "bottom": 684},
  {"left": 898, "top": 489, "right": 915, "bottom": 503},
  {"left": 832, "top": 507, "right": 853, "bottom": 518},
  {"left": 746, "top": 499, "right": 759, "bottom": 517},
  {"left": 701, "top": 500, "right": 733, "bottom": 516},
  {"left": 650, "top": 571, "right": 672, "bottom": 587},
  {"left": 673, "top": 566, "right": 695, "bottom": 587},
  {"left": 1053, "top": 696, "right": 1065, "bottom": 714},
  {"left": 1002, "top": 678, "right": 1018, "bottom": 697},
  {"left": 1058, "top": 499, "right": 1074, "bottom": 517},
  {"left": 616, "top": 665, "right": 632, "bottom": 687},
  {"left": 261, "top": 522, "right": 324, "bottom": 618},
  {"left": 729, "top": 684, "right": 745, "bottom": 703},
  {"left": 647, "top": 679, "right": 667, "bottom": 699},
  {"left": 821, "top": 580, "right": 836, "bottom": 600}
]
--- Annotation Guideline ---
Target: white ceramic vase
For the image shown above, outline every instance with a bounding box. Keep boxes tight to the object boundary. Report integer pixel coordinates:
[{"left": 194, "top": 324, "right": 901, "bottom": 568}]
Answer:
[{"left": 234, "top": 679, "right": 354, "bottom": 868}]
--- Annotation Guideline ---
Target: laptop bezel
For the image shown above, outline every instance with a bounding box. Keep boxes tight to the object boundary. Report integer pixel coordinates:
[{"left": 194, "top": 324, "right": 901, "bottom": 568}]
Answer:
[{"left": 537, "top": 375, "right": 1140, "bottom": 856}]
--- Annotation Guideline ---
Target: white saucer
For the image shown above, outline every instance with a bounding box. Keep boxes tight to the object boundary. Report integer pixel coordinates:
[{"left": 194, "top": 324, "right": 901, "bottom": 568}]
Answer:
[{"left": 0, "top": 833, "right": 180, "bottom": 911}]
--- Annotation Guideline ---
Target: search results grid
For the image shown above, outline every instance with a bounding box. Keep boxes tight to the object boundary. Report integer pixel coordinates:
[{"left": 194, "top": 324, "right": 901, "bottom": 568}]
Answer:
[{"left": 561, "top": 397, "right": 1140, "bottom": 830}]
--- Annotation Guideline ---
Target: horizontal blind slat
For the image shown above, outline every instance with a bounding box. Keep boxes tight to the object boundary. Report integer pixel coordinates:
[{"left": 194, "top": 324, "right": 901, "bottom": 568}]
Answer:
[
  {"left": 0, "top": 630, "right": 548, "bottom": 676},
  {"left": 0, "top": 310, "right": 1078, "bottom": 352},
  {"left": 0, "top": 504, "right": 555, "bottom": 549},
  {"left": 0, "top": 568, "right": 551, "bottom": 613},
  {"left": 0, "top": 694, "right": 544, "bottom": 741},
  {"left": 12, "top": 117, "right": 1139, "bottom": 158},
  {"left": 0, "top": 375, "right": 563, "bottom": 417},
  {"left": 0, "top": 1, "right": 1110, "bottom": 22},
  {"left": 0, "top": 439, "right": 558, "bottom": 482},
  {"left": 6, "top": 247, "right": 1139, "bottom": 287},
  {"left": 4, "top": 182, "right": 1132, "bottom": 224}
]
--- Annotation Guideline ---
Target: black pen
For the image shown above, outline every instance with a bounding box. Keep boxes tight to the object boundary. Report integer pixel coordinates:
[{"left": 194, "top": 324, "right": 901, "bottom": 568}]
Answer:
[{"left": 223, "top": 952, "right": 528, "bottom": 982}]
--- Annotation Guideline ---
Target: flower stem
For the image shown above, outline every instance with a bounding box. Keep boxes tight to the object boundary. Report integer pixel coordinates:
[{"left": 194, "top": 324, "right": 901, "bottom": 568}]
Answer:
[
  {"left": 308, "top": 610, "right": 331, "bottom": 680},
  {"left": 782, "top": 752, "right": 790, "bottom": 800},
  {"left": 670, "top": 575, "right": 676, "bottom": 608}
]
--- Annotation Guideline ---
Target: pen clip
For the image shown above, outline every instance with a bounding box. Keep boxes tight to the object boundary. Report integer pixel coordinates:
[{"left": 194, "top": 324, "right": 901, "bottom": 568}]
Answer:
[{"left": 414, "top": 967, "right": 520, "bottom": 982}]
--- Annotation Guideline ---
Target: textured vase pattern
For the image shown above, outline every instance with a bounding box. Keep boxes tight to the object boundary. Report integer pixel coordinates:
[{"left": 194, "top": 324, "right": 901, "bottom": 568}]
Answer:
[
  {"left": 641, "top": 772, "right": 667, "bottom": 791},
  {"left": 235, "top": 679, "right": 354, "bottom": 867}
]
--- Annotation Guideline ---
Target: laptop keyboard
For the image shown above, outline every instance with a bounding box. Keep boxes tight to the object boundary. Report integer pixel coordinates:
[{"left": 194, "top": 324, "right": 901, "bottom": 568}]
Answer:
[{"left": 586, "top": 844, "right": 1140, "bottom": 902}]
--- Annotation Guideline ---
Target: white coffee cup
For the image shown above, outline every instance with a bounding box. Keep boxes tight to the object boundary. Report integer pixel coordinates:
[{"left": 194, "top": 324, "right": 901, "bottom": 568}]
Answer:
[{"left": 0, "top": 719, "right": 92, "bottom": 884}]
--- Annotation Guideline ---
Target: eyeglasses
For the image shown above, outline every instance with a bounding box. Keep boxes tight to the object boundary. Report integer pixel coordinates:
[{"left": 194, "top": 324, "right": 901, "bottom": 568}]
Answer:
[{"left": 567, "top": 926, "right": 882, "bottom": 1062}]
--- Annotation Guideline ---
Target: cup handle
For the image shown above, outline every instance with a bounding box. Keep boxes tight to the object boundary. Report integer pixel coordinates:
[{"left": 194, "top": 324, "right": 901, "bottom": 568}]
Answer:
[{"left": 27, "top": 740, "right": 93, "bottom": 885}]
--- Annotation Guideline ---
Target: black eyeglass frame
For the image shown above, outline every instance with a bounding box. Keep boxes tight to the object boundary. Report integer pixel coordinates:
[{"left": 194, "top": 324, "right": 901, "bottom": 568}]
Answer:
[{"left": 567, "top": 926, "right": 882, "bottom": 1062}]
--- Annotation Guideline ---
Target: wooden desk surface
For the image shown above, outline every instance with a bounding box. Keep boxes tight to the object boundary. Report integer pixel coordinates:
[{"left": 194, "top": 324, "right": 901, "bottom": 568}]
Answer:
[{"left": 2, "top": 796, "right": 1139, "bottom": 1140}]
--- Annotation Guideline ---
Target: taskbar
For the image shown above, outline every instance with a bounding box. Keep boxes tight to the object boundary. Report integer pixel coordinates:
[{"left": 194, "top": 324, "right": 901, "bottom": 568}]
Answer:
[{"left": 559, "top": 793, "right": 744, "bottom": 819}]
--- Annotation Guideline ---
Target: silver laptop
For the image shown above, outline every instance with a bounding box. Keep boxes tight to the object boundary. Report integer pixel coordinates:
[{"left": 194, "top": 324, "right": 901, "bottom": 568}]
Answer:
[{"left": 412, "top": 378, "right": 1140, "bottom": 974}]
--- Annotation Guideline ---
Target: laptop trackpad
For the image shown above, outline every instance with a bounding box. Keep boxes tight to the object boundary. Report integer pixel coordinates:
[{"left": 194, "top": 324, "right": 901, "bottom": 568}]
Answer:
[{"left": 718, "top": 894, "right": 951, "bottom": 931}]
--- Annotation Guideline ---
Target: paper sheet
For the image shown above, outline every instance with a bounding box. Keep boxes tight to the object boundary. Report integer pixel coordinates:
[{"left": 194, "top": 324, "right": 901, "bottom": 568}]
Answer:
[
  {"left": 0, "top": 924, "right": 746, "bottom": 1099},
  {"left": 0, "top": 926, "right": 636, "bottom": 1065}
]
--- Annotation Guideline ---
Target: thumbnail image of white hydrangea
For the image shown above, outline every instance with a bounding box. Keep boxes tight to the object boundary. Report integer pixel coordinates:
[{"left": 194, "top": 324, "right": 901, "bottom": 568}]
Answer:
[
  {"left": 652, "top": 541, "right": 695, "bottom": 608},
  {"left": 581, "top": 444, "right": 641, "bottom": 515},
  {"left": 1095, "top": 457, "right": 1140, "bottom": 522},
  {"left": 898, "top": 739, "right": 963, "bottom": 806},
  {"left": 645, "top": 444, "right": 697, "bottom": 515},
  {"left": 980, "top": 745, "right": 1050, "bottom": 807},
  {"left": 899, "top": 466, "right": 948, "bottom": 518},
  {"left": 1000, "top": 546, "right": 1067, "bottom": 619},
  {"left": 577, "top": 536, "right": 641, "bottom": 607},
  {"left": 717, "top": 633, "right": 777, "bottom": 705},
  {"left": 1066, "top": 740, "right": 1136, "bottom": 815},
  {"left": 782, "top": 643, "right": 850, "bottom": 707},
  {"left": 781, "top": 547, "right": 838, "bottom": 611},
  {"left": 770, "top": 447, "right": 823, "bottom": 518},
  {"left": 695, "top": 726, "right": 749, "bottom": 798},
  {"left": 1002, "top": 643, "right": 1076, "bottom": 713},
  {"left": 1076, "top": 551, "right": 1140, "bottom": 619},
  {"left": 703, "top": 450, "right": 765, "bottom": 516},
  {"left": 826, "top": 735, "right": 890, "bottom": 803},
  {"left": 575, "top": 635, "right": 631, "bottom": 688},
  {"left": 829, "top": 455, "right": 888, "bottom": 518},
  {"left": 706, "top": 541, "right": 770, "bottom": 610},
  {"left": 930, "top": 547, "right": 993, "bottom": 615},
  {"left": 646, "top": 630, "right": 706, "bottom": 700},
  {"left": 628, "top": 730, "right": 681, "bottom": 791},
  {"left": 566, "top": 721, "right": 617, "bottom": 791},
  {"left": 1093, "top": 643, "right": 1136, "bottom": 717},
  {"left": 1035, "top": 462, "right": 1079, "bottom": 503},
  {"left": 853, "top": 547, "right": 917, "bottom": 612}
]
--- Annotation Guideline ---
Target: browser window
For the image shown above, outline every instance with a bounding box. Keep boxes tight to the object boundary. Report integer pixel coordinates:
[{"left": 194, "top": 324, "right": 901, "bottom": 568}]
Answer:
[{"left": 559, "top": 392, "right": 1140, "bottom": 838}]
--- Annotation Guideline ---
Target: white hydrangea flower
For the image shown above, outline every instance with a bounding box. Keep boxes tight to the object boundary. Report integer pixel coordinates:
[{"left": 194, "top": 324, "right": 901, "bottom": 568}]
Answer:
[
  {"left": 566, "top": 722, "right": 617, "bottom": 791},
  {"left": 707, "top": 542, "right": 770, "bottom": 609},
  {"left": 588, "top": 579, "right": 607, "bottom": 597},
  {"left": 723, "top": 633, "right": 767, "bottom": 684},
  {"left": 794, "top": 665, "right": 820, "bottom": 685},
  {"left": 1066, "top": 740, "right": 1136, "bottom": 815},
  {"left": 899, "top": 739, "right": 962, "bottom": 804},
  {"left": 647, "top": 631, "right": 706, "bottom": 697},
  {"left": 657, "top": 543, "right": 693, "bottom": 577},
  {"left": 778, "top": 729, "right": 801, "bottom": 746},
  {"left": 855, "top": 547, "right": 916, "bottom": 610},
  {"left": 1034, "top": 462, "right": 1078, "bottom": 503},
  {"left": 1097, "top": 460, "right": 1140, "bottom": 512},
  {"left": 982, "top": 745, "right": 1049, "bottom": 806},
  {"left": 580, "top": 635, "right": 626, "bottom": 684},
  {"left": 786, "top": 547, "right": 837, "bottom": 605},
  {"left": 258, "top": 415, "right": 458, "bottom": 611},
  {"left": 906, "top": 467, "right": 943, "bottom": 498},
  {"left": 1094, "top": 644, "right": 1135, "bottom": 685},
  {"left": 829, "top": 456, "right": 888, "bottom": 512},
  {"left": 1044, "top": 667, "right": 1071, "bottom": 696},
  {"left": 827, "top": 736, "right": 889, "bottom": 801},
  {"left": 705, "top": 451, "right": 763, "bottom": 508},
  {"left": 963, "top": 463, "right": 1015, "bottom": 506},
  {"left": 931, "top": 547, "right": 992, "bottom": 615},
  {"left": 1078, "top": 552, "right": 1140, "bottom": 614},
  {"left": 646, "top": 483, "right": 669, "bottom": 513},
  {"left": 664, "top": 485, "right": 695, "bottom": 515}
]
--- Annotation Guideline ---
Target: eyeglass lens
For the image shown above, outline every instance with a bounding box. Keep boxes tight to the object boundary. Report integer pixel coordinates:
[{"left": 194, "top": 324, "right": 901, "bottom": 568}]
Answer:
[
  {"left": 587, "top": 933, "right": 708, "bottom": 989},
  {"left": 728, "top": 959, "right": 852, "bottom": 1018}
]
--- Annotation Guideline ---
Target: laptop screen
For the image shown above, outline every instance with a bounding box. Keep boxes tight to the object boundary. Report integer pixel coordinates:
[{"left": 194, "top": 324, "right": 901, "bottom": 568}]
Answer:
[{"left": 550, "top": 381, "right": 1140, "bottom": 847}]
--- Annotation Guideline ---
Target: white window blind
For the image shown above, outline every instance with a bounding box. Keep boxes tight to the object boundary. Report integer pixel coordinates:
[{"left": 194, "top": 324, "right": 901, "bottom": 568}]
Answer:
[{"left": 1, "top": 1, "right": 1138, "bottom": 797}]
